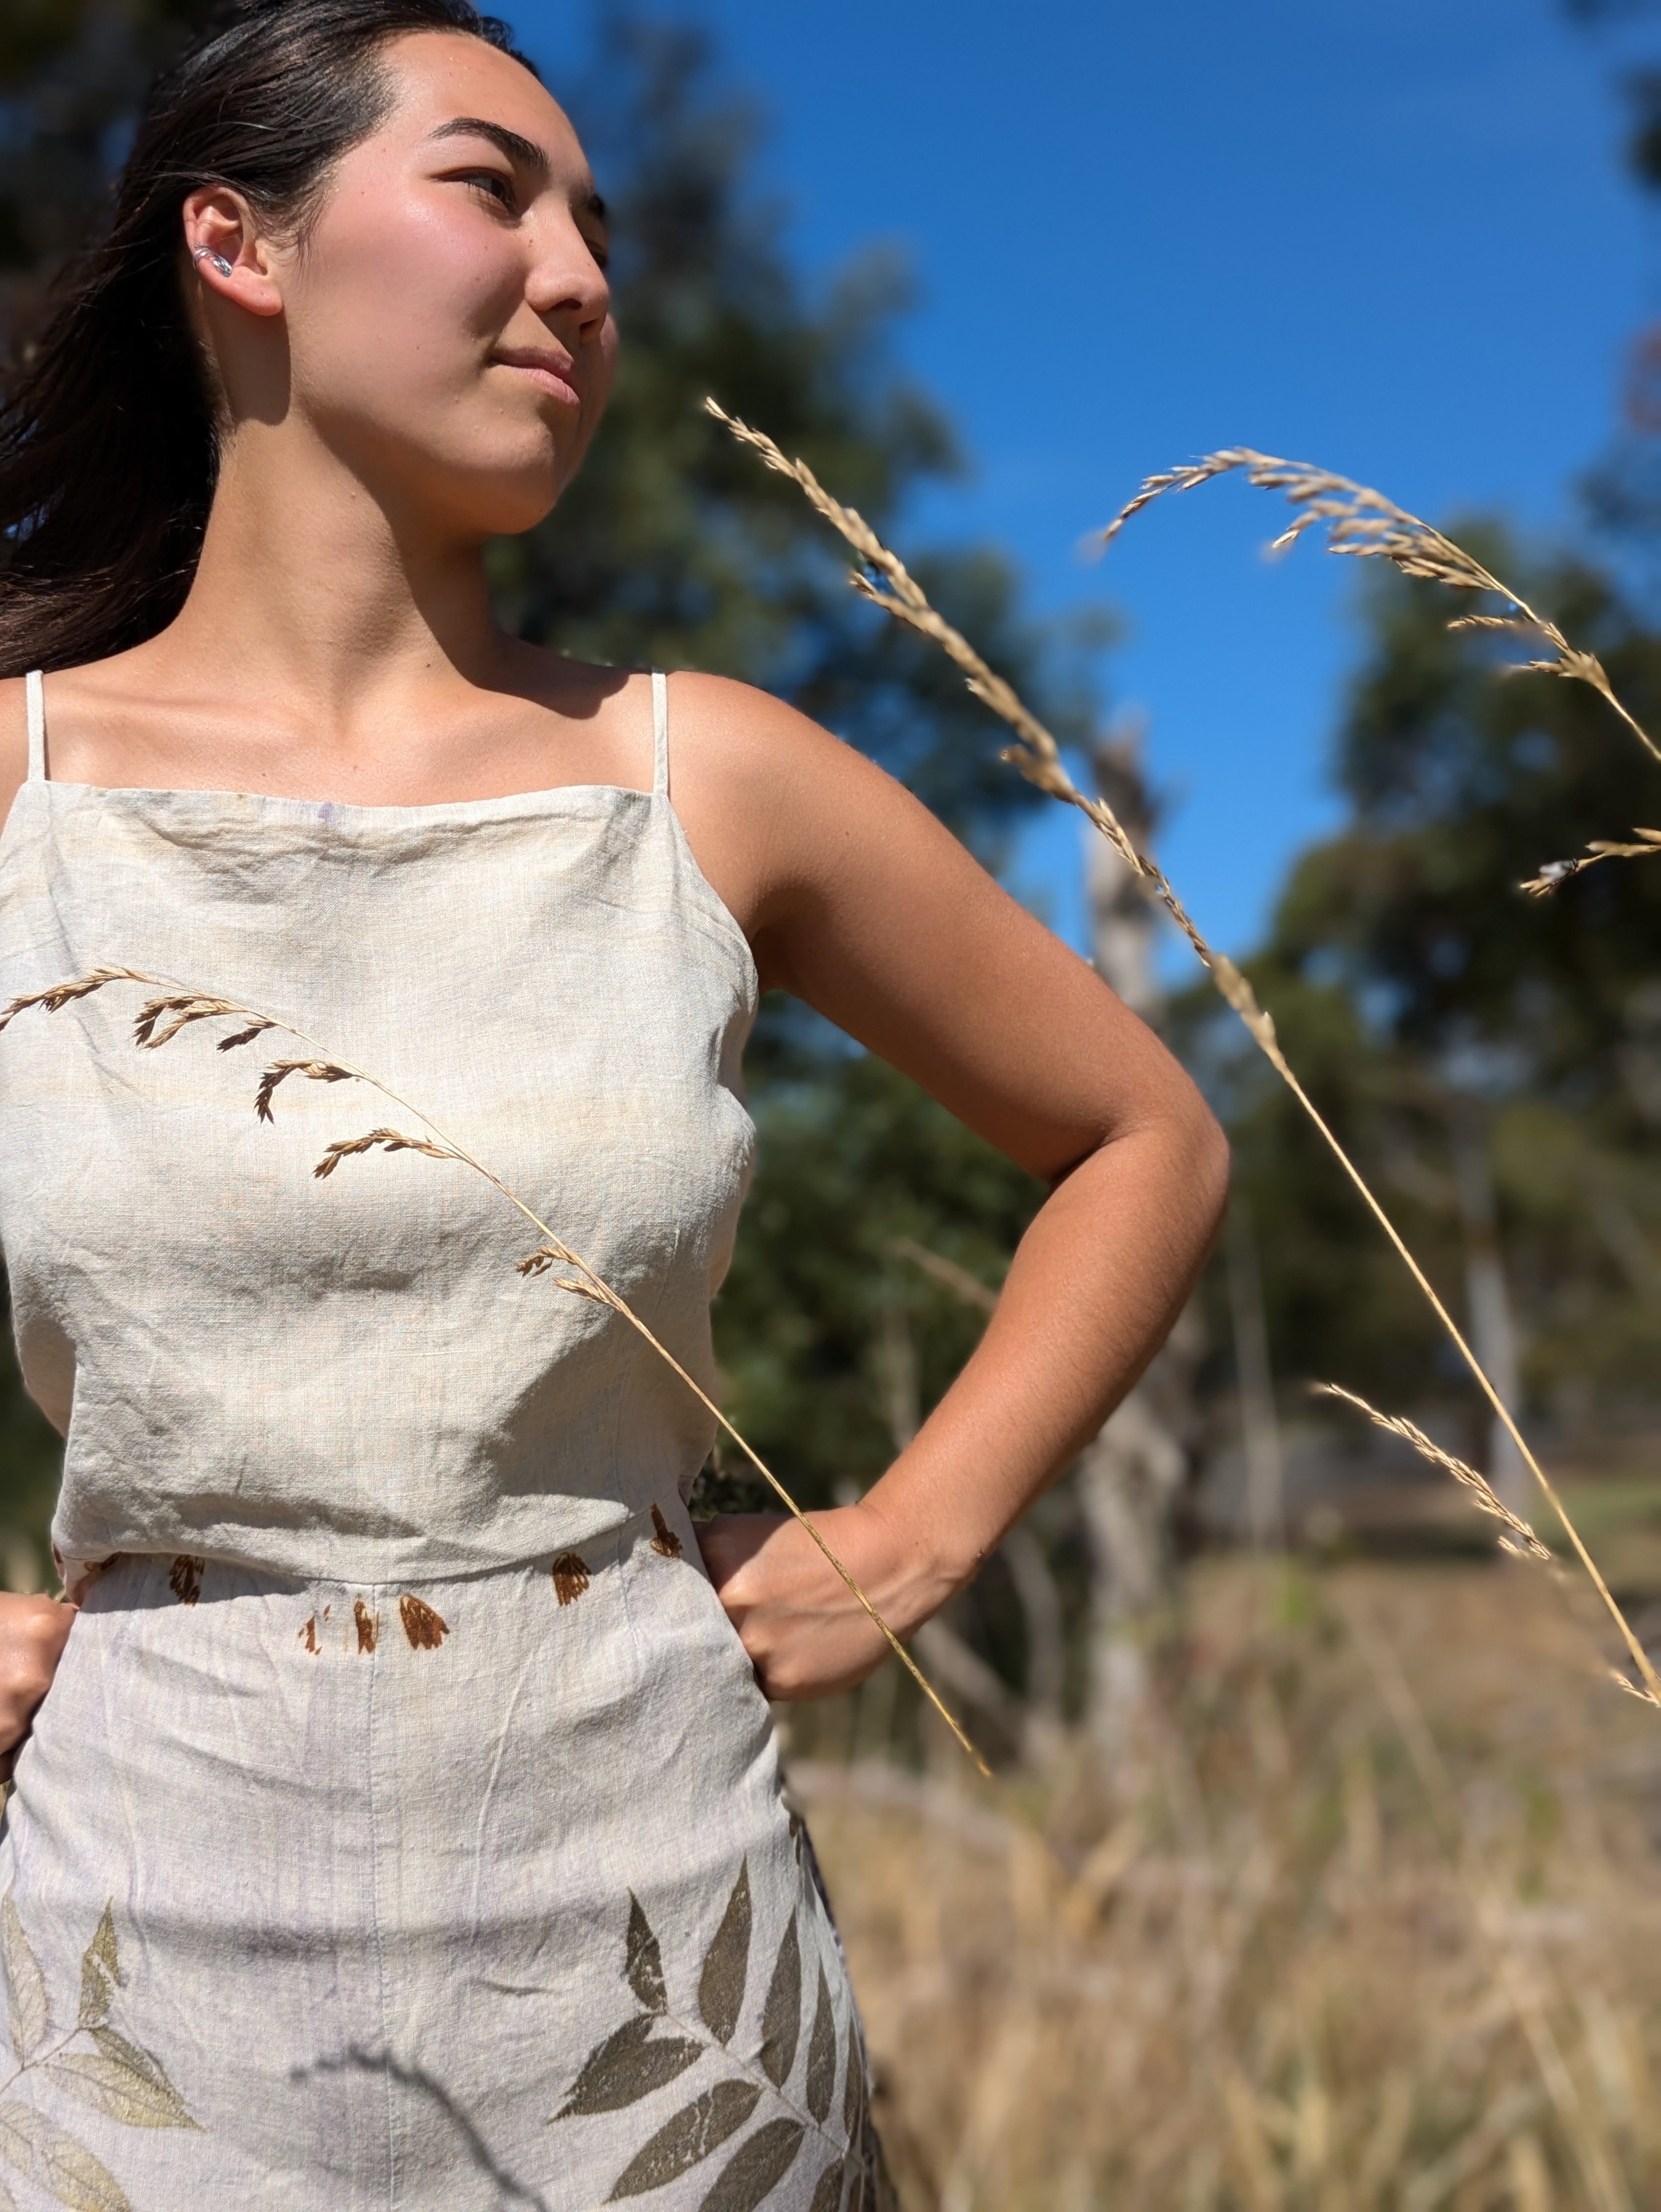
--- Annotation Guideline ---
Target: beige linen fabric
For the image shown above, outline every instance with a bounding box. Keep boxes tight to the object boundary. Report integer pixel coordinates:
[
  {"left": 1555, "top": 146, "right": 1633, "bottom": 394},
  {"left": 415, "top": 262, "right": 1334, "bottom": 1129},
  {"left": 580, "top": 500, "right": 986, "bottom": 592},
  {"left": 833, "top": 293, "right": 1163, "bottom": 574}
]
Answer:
[{"left": 0, "top": 672, "right": 885, "bottom": 2211}]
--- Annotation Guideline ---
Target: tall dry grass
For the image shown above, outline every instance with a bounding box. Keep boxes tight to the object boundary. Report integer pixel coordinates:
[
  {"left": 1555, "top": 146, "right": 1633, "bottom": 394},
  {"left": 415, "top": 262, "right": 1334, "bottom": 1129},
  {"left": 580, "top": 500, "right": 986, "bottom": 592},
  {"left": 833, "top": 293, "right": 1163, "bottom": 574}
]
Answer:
[
  {"left": 706, "top": 399, "right": 1661, "bottom": 1713},
  {"left": 789, "top": 1557, "right": 1661, "bottom": 2211}
]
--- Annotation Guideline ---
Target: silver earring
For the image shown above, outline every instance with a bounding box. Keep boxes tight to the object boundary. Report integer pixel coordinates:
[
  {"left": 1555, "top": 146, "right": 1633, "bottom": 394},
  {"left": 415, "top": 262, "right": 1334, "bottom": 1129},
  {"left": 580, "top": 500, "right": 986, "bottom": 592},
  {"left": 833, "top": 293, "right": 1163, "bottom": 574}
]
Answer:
[{"left": 192, "top": 247, "right": 234, "bottom": 279}]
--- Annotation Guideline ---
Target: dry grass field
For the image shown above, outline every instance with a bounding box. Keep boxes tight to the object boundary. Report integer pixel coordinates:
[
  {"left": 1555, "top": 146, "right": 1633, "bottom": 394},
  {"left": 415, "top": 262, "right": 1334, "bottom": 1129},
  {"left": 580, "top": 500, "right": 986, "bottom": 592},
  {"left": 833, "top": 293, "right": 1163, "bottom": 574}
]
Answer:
[{"left": 785, "top": 1551, "right": 1661, "bottom": 2212}]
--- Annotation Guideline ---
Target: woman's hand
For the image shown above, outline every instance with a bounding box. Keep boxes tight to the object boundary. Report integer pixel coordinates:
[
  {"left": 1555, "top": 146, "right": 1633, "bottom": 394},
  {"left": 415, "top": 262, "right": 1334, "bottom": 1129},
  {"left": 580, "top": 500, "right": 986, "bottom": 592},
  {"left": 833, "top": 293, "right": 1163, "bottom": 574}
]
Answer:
[
  {"left": 0, "top": 1594, "right": 73, "bottom": 1775},
  {"left": 698, "top": 1504, "right": 954, "bottom": 1703}
]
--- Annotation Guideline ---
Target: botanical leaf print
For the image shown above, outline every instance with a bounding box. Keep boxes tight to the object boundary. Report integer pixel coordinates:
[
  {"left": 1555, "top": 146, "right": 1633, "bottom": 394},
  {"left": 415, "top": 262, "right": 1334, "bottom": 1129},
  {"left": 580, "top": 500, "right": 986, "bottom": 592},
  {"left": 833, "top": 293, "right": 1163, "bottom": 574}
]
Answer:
[
  {"left": 46, "top": 2050, "right": 198, "bottom": 2132},
  {"left": 808, "top": 2157, "right": 845, "bottom": 2212},
  {"left": 551, "top": 1554, "right": 590, "bottom": 1607},
  {"left": 77, "top": 1911, "right": 120, "bottom": 2035},
  {"left": 607, "top": 2080, "right": 762, "bottom": 2200},
  {"left": 698, "top": 1863, "right": 751, "bottom": 2047},
  {"left": 397, "top": 1595, "right": 447, "bottom": 1650},
  {"left": 625, "top": 1895, "right": 666, "bottom": 2016},
  {"left": 0, "top": 2099, "right": 128, "bottom": 2212},
  {"left": 554, "top": 2016, "right": 701, "bottom": 2119},
  {"left": 842, "top": 2019, "right": 862, "bottom": 2141},
  {"left": 87, "top": 2028, "right": 187, "bottom": 2108},
  {"left": 1, "top": 1898, "right": 48, "bottom": 2064},
  {"left": 648, "top": 1506, "right": 683, "bottom": 1559},
  {"left": 698, "top": 2116, "right": 805, "bottom": 2212},
  {"left": 166, "top": 1558, "right": 202, "bottom": 1607},
  {"left": 805, "top": 1969, "right": 836, "bottom": 2125},
  {"left": 758, "top": 1918, "right": 801, "bottom": 2090}
]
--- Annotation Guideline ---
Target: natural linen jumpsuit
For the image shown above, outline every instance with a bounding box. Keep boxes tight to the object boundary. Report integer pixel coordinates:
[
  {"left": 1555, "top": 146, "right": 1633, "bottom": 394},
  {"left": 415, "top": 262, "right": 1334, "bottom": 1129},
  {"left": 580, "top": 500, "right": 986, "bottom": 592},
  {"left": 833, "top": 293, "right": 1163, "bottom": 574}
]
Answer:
[{"left": 0, "top": 669, "right": 883, "bottom": 2210}]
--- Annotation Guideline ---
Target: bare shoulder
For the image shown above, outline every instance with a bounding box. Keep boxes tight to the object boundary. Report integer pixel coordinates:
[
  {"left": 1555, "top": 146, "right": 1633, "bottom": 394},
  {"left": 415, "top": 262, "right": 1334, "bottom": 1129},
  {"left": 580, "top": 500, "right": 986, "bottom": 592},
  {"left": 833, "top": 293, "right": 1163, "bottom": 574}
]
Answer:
[
  {"left": 664, "top": 669, "right": 878, "bottom": 791},
  {"left": 664, "top": 671, "right": 944, "bottom": 876},
  {"left": 0, "top": 678, "right": 32, "bottom": 829}
]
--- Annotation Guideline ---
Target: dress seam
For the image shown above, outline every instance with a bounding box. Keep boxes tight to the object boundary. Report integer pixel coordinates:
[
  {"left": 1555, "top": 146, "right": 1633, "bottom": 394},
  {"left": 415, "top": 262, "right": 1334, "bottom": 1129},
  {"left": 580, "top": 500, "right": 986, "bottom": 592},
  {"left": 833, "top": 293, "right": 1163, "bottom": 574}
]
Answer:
[{"left": 366, "top": 1629, "right": 398, "bottom": 2210}]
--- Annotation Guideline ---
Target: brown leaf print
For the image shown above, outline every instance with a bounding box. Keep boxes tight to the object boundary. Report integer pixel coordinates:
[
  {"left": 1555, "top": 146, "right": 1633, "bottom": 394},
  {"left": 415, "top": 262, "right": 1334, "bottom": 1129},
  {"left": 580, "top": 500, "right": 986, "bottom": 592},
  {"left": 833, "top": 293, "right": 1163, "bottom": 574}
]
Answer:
[
  {"left": 77, "top": 1907, "right": 121, "bottom": 2034},
  {"left": 551, "top": 1554, "right": 590, "bottom": 1607},
  {"left": 298, "top": 1617, "right": 320, "bottom": 1656},
  {"left": 649, "top": 1505, "right": 682, "bottom": 1559},
  {"left": 808, "top": 2158, "right": 845, "bottom": 2212},
  {"left": 842, "top": 2017, "right": 862, "bottom": 2141},
  {"left": 607, "top": 2080, "right": 762, "bottom": 2200},
  {"left": 698, "top": 2116, "right": 805, "bottom": 2212},
  {"left": 758, "top": 1917, "right": 801, "bottom": 2089},
  {"left": 624, "top": 1895, "right": 666, "bottom": 2016},
  {"left": 698, "top": 1862, "right": 751, "bottom": 2047},
  {"left": 166, "top": 1558, "right": 203, "bottom": 1607},
  {"left": 353, "top": 1600, "right": 378, "bottom": 1654},
  {"left": 0, "top": 2098, "right": 128, "bottom": 2212},
  {"left": 398, "top": 1595, "right": 447, "bottom": 1651},
  {"left": 805, "top": 1966, "right": 836, "bottom": 2124},
  {"left": 554, "top": 2015, "right": 701, "bottom": 2120}
]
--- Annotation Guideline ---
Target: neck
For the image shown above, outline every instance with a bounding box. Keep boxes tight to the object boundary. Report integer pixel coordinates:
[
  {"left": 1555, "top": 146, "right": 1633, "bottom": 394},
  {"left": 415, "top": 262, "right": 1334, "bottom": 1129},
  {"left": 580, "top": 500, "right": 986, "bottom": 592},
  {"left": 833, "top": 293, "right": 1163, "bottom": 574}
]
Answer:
[{"left": 158, "top": 417, "right": 507, "bottom": 739}]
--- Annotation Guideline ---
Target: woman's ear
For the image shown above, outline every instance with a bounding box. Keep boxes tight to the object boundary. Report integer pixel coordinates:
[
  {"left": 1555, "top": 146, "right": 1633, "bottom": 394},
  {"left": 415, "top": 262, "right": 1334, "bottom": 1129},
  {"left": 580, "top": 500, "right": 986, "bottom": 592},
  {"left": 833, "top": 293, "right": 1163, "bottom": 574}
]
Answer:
[{"left": 180, "top": 186, "right": 285, "bottom": 320}]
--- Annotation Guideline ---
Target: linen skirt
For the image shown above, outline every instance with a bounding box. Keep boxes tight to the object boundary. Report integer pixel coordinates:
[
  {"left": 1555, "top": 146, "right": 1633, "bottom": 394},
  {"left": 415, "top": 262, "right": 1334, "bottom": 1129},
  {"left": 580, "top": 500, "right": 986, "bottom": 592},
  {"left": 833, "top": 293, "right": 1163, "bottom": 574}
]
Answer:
[{"left": 0, "top": 1506, "right": 882, "bottom": 2210}]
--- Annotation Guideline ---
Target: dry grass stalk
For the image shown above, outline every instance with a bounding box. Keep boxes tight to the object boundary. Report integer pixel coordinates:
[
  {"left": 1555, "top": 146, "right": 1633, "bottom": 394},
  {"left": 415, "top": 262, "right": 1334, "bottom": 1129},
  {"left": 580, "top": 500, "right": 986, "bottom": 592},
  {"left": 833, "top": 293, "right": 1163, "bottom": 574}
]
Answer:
[
  {"left": 800, "top": 1559, "right": 1661, "bottom": 2208},
  {"left": 1312, "top": 1382, "right": 1553, "bottom": 1563},
  {"left": 707, "top": 398, "right": 1661, "bottom": 1710},
  {"left": 1522, "top": 828, "right": 1661, "bottom": 899},
  {"left": 1340, "top": 1597, "right": 1637, "bottom": 2212},
  {"left": 889, "top": 1237, "right": 999, "bottom": 1316},
  {"left": 1093, "top": 445, "right": 1661, "bottom": 900},
  {"left": 0, "top": 966, "right": 989, "bottom": 1778},
  {"left": 311, "top": 1127, "right": 462, "bottom": 1180},
  {"left": 1092, "top": 447, "right": 1661, "bottom": 771}
]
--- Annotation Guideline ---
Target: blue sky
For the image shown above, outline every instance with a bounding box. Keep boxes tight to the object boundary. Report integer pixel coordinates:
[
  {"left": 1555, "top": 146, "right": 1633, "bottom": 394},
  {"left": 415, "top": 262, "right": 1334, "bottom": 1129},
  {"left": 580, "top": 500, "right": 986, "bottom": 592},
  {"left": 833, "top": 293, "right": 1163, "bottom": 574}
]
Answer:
[{"left": 524, "top": 0, "right": 1656, "bottom": 965}]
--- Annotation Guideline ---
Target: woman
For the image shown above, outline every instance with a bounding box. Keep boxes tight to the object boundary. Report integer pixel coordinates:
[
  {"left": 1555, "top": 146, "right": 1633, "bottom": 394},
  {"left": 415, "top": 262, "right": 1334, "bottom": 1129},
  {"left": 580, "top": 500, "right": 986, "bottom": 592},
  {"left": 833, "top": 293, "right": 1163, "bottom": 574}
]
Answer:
[{"left": 0, "top": 1, "right": 1226, "bottom": 2203}]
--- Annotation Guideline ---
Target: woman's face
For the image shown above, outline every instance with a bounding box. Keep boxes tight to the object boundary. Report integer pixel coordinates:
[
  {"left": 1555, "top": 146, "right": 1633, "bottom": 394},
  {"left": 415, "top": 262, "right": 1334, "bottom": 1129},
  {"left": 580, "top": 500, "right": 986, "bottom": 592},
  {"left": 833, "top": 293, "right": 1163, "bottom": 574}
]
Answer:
[{"left": 246, "top": 32, "right": 616, "bottom": 541}]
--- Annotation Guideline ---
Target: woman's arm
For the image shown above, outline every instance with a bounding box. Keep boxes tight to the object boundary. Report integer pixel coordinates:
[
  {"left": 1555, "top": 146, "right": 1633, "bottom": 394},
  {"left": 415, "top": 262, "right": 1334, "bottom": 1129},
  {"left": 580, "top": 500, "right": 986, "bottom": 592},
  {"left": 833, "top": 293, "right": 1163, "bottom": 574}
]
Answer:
[{"left": 668, "top": 674, "right": 1229, "bottom": 1700}]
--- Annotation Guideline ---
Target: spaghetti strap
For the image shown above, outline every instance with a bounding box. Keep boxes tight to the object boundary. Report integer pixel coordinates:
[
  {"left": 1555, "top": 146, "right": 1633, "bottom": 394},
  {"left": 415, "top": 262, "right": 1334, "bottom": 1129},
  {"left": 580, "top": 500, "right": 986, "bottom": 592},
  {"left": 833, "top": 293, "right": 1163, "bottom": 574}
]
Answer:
[
  {"left": 650, "top": 669, "right": 669, "bottom": 800},
  {"left": 23, "top": 670, "right": 45, "bottom": 784}
]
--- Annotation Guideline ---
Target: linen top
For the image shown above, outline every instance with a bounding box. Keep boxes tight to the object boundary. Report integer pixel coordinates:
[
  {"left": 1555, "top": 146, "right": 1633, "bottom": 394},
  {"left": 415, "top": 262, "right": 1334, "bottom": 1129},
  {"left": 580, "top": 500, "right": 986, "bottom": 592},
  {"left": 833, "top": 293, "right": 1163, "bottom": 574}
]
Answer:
[{"left": 0, "top": 668, "right": 759, "bottom": 1585}]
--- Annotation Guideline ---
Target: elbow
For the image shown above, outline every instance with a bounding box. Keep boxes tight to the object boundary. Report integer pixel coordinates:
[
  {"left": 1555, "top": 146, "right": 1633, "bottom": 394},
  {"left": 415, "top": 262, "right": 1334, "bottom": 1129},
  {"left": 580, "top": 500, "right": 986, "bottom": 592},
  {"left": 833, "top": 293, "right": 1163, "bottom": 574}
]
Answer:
[{"left": 1171, "top": 1075, "right": 1231, "bottom": 1257}]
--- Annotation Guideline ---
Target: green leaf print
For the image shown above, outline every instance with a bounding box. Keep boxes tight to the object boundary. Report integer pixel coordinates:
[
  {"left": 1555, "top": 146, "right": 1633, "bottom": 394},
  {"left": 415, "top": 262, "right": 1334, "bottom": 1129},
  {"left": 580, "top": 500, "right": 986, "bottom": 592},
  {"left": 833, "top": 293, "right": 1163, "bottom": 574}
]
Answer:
[
  {"left": 0, "top": 2099, "right": 129, "bottom": 2212},
  {"left": 698, "top": 1864, "right": 751, "bottom": 2048},
  {"left": 45, "top": 2050, "right": 198, "bottom": 2133},
  {"left": 554, "top": 2016, "right": 701, "bottom": 2119},
  {"left": 757, "top": 1919, "right": 801, "bottom": 2090},
  {"left": 624, "top": 1895, "right": 666, "bottom": 2016},
  {"left": 607, "top": 2080, "right": 763, "bottom": 2200},
  {"left": 804, "top": 1969, "right": 836, "bottom": 2125},
  {"left": 0, "top": 1899, "right": 48, "bottom": 2066},
  {"left": 808, "top": 2157, "right": 844, "bottom": 2212},
  {"left": 76, "top": 1911, "right": 120, "bottom": 2034},
  {"left": 698, "top": 2117, "right": 805, "bottom": 2212}
]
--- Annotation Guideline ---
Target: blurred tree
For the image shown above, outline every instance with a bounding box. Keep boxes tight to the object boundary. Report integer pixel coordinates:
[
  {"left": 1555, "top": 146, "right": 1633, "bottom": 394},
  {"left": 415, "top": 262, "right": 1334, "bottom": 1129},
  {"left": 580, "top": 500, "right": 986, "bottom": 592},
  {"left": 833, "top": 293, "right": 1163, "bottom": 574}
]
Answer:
[
  {"left": 0, "top": 7, "right": 1109, "bottom": 1627},
  {"left": 1180, "top": 538, "right": 1661, "bottom": 1456}
]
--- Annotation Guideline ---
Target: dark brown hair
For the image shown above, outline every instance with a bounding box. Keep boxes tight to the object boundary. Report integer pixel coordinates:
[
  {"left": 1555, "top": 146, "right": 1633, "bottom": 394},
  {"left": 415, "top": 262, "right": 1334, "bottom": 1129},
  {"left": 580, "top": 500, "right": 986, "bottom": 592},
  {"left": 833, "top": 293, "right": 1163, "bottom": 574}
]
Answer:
[{"left": 0, "top": 0, "right": 534, "bottom": 677}]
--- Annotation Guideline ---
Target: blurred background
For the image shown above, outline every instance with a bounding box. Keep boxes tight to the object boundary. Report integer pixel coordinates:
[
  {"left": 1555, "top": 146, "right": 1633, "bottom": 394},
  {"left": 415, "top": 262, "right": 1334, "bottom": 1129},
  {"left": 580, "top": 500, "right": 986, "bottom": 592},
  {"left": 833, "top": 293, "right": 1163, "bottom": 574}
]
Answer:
[{"left": 8, "top": 1, "right": 1661, "bottom": 2202}]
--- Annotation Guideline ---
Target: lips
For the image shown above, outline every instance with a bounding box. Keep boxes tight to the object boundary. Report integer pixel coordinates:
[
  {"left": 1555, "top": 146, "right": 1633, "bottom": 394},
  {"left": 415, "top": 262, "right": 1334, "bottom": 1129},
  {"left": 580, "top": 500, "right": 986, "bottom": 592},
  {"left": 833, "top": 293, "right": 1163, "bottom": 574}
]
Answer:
[{"left": 491, "top": 350, "right": 581, "bottom": 409}]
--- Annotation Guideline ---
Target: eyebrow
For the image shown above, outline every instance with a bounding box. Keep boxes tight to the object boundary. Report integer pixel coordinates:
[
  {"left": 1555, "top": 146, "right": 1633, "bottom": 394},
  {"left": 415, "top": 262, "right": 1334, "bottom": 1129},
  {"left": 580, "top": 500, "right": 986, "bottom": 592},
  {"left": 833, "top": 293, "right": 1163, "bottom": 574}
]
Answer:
[{"left": 429, "top": 116, "right": 608, "bottom": 223}]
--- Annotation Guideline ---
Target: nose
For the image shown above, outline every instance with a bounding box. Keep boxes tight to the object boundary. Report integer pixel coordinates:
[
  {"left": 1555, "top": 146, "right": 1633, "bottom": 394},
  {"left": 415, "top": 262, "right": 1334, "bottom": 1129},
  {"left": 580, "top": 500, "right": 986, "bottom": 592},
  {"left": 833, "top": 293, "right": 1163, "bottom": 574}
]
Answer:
[{"left": 526, "top": 214, "right": 610, "bottom": 344}]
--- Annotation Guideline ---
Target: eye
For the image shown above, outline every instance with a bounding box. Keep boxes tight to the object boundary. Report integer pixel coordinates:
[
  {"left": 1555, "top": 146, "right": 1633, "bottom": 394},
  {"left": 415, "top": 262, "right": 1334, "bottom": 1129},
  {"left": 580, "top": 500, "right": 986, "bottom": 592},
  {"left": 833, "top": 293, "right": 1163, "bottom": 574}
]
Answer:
[{"left": 458, "top": 169, "right": 517, "bottom": 213}]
